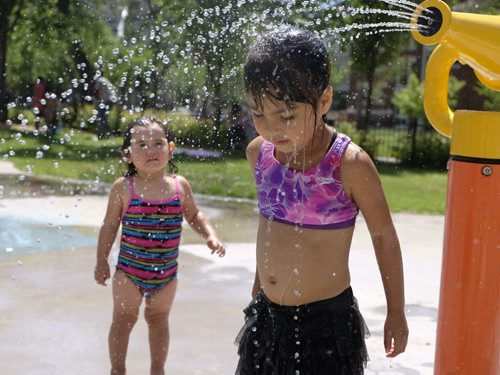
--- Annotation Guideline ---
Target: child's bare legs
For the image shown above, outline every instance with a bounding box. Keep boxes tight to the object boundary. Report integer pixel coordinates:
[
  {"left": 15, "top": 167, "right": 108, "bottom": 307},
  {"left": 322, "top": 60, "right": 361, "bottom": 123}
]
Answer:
[
  {"left": 109, "top": 271, "right": 142, "bottom": 375},
  {"left": 144, "top": 279, "right": 177, "bottom": 375}
]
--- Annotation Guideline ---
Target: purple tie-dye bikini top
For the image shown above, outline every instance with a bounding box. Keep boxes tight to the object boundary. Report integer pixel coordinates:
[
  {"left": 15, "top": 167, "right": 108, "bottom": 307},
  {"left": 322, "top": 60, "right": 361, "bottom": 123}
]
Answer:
[{"left": 254, "top": 133, "right": 359, "bottom": 230}]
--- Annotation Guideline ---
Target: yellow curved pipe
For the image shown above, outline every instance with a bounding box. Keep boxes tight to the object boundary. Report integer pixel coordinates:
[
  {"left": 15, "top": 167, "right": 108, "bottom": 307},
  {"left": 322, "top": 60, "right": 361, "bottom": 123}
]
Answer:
[
  {"left": 410, "top": 0, "right": 500, "bottom": 136},
  {"left": 422, "top": 43, "right": 456, "bottom": 137}
]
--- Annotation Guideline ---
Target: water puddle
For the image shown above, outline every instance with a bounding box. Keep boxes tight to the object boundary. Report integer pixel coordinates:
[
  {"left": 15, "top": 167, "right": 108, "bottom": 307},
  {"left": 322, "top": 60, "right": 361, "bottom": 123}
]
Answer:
[
  {"left": 0, "top": 173, "right": 259, "bottom": 257},
  {"left": 0, "top": 173, "right": 108, "bottom": 199},
  {"left": 0, "top": 215, "right": 95, "bottom": 258}
]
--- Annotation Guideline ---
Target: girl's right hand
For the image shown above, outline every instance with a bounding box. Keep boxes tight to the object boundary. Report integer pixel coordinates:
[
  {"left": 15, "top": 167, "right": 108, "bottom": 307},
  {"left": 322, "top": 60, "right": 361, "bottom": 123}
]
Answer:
[
  {"left": 94, "top": 261, "right": 110, "bottom": 286},
  {"left": 207, "top": 236, "right": 226, "bottom": 257}
]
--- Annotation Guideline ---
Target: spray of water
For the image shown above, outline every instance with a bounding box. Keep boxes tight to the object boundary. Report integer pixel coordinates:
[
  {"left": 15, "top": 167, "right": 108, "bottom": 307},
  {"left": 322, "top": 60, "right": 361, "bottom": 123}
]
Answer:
[{"left": 5, "top": 0, "right": 430, "bottom": 122}]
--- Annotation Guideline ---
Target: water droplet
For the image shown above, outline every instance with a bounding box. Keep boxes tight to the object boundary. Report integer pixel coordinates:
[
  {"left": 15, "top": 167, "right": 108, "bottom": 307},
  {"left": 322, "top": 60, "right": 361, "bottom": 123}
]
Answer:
[{"left": 5, "top": 247, "right": 14, "bottom": 253}]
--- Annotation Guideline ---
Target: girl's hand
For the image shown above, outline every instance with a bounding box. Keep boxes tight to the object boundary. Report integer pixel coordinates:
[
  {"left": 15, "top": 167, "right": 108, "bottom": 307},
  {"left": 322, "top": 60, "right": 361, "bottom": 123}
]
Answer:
[
  {"left": 384, "top": 310, "right": 409, "bottom": 357},
  {"left": 207, "top": 237, "right": 226, "bottom": 257},
  {"left": 94, "top": 261, "right": 110, "bottom": 286}
]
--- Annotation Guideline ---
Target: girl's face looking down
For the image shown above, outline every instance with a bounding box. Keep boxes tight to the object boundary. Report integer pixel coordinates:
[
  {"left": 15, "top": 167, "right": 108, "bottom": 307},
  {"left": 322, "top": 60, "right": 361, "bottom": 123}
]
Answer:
[
  {"left": 248, "top": 87, "right": 332, "bottom": 154},
  {"left": 125, "top": 124, "right": 175, "bottom": 176}
]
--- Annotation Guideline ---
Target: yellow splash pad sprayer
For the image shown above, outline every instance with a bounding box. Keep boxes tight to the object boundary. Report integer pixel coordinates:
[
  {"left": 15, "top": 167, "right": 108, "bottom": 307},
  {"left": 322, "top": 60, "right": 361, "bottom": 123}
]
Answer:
[{"left": 411, "top": 1, "right": 499, "bottom": 373}]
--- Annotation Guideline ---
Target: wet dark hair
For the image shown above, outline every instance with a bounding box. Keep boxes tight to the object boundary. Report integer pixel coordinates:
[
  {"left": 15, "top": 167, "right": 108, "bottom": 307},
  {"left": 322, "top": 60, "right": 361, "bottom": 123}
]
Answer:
[
  {"left": 121, "top": 116, "right": 178, "bottom": 177},
  {"left": 244, "top": 25, "right": 331, "bottom": 123}
]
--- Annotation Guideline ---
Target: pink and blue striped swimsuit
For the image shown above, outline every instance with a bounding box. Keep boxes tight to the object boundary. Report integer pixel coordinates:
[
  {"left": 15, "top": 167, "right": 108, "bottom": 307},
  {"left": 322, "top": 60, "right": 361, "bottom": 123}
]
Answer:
[
  {"left": 254, "top": 132, "right": 359, "bottom": 229},
  {"left": 117, "top": 176, "right": 183, "bottom": 295}
]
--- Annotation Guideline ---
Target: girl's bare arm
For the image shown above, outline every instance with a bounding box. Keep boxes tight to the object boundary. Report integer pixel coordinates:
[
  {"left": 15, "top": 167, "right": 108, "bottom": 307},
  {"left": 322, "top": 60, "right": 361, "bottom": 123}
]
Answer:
[
  {"left": 95, "top": 178, "right": 125, "bottom": 285},
  {"left": 342, "top": 144, "right": 409, "bottom": 357},
  {"left": 179, "top": 176, "right": 224, "bottom": 255},
  {"left": 247, "top": 137, "right": 264, "bottom": 298}
]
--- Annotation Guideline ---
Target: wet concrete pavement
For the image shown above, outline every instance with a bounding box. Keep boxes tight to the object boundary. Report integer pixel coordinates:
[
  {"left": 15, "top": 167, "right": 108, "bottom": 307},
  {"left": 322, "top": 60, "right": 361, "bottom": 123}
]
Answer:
[{"left": 0, "top": 161, "right": 443, "bottom": 374}]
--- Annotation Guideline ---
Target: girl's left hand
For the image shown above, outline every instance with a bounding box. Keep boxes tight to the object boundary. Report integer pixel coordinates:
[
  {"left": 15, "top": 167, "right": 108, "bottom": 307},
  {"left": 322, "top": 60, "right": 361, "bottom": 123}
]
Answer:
[
  {"left": 207, "top": 237, "right": 226, "bottom": 257},
  {"left": 384, "top": 310, "right": 409, "bottom": 357}
]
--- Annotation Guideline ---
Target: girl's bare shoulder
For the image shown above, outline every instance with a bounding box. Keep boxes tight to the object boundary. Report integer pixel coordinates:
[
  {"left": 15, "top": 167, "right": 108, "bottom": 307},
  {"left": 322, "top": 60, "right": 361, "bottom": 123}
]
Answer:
[
  {"left": 110, "top": 176, "right": 129, "bottom": 193},
  {"left": 342, "top": 141, "right": 371, "bottom": 165},
  {"left": 107, "top": 176, "right": 130, "bottom": 209},
  {"left": 173, "top": 174, "right": 188, "bottom": 187},
  {"left": 340, "top": 142, "right": 380, "bottom": 192},
  {"left": 172, "top": 174, "right": 193, "bottom": 197},
  {"left": 246, "top": 136, "right": 265, "bottom": 168}
]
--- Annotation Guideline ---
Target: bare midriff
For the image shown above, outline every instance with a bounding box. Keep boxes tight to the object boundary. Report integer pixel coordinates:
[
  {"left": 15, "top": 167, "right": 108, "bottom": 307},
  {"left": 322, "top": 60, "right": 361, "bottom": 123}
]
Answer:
[{"left": 257, "top": 215, "right": 354, "bottom": 306}]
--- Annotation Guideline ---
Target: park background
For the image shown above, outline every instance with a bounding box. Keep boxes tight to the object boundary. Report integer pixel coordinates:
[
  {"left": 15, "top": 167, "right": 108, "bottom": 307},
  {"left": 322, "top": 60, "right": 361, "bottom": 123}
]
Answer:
[{"left": 1, "top": 1, "right": 498, "bottom": 194}]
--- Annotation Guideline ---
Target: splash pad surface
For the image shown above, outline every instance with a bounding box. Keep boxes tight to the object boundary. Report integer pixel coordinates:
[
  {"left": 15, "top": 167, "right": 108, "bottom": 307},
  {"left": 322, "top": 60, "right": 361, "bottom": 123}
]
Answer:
[{"left": 0, "top": 161, "right": 444, "bottom": 373}]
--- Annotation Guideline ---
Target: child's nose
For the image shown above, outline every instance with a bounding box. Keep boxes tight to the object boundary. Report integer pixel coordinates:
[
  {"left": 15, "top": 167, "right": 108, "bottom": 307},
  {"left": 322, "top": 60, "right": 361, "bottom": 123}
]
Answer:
[{"left": 271, "top": 125, "right": 286, "bottom": 137}]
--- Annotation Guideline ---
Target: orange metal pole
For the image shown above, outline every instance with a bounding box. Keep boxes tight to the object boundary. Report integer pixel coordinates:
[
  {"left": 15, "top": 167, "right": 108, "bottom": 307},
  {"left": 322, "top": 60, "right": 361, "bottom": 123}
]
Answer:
[
  {"left": 410, "top": 1, "right": 500, "bottom": 372},
  {"left": 435, "top": 160, "right": 500, "bottom": 374}
]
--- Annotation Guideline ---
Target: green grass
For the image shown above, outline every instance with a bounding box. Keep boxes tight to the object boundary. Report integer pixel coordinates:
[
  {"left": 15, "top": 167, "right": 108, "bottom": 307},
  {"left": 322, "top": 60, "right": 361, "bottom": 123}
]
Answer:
[
  {"left": 377, "top": 164, "right": 447, "bottom": 214},
  {"left": 0, "top": 127, "right": 447, "bottom": 214}
]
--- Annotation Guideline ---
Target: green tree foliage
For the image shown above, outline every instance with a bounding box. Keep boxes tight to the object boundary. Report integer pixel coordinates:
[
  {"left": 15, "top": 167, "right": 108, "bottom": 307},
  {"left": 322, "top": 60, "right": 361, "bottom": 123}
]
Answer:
[
  {"left": 476, "top": 85, "right": 500, "bottom": 111},
  {"left": 392, "top": 72, "right": 465, "bottom": 168},
  {"left": 151, "top": 0, "right": 292, "bottom": 125},
  {"left": 6, "top": 1, "right": 122, "bottom": 110},
  {"left": 391, "top": 73, "right": 425, "bottom": 121},
  {"left": 343, "top": 0, "right": 411, "bottom": 131},
  {"left": 392, "top": 72, "right": 465, "bottom": 122}
]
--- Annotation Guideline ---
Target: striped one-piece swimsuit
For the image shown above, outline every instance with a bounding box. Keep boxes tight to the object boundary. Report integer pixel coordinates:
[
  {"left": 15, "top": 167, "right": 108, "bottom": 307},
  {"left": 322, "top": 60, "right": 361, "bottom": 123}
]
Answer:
[{"left": 116, "top": 176, "right": 183, "bottom": 295}]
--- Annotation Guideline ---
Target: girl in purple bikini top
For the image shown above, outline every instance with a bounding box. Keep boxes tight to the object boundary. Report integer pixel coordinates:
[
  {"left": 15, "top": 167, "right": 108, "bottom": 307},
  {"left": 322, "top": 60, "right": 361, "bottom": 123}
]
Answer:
[{"left": 254, "top": 132, "right": 359, "bottom": 229}]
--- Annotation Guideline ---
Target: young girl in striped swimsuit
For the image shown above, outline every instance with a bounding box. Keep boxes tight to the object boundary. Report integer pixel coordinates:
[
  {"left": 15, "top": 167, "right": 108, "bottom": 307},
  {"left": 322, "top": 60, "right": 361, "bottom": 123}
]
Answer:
[{"left": 94, "top": 117, "right": 225, "bottom": 375}]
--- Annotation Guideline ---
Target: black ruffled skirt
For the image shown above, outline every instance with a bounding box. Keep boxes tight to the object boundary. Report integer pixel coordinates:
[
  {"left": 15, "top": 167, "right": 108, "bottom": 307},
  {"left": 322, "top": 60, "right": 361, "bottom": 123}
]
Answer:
[{"left": 235, "top": 287, "right": 369, "bottom": 374}]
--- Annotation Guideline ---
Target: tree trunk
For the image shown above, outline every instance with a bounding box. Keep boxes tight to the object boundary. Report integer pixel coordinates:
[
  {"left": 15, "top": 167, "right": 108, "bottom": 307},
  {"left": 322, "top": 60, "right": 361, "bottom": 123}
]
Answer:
[
  {"left": 57, "top": 0, "right": 70, "bottom": 14},
  {"left": 409, "top": 42, "right": 424, "bottom": 166},
  {"left": 358, "top": 53, "right": 376, "bottom": 148},
  {"left": 362, "top": 53, "right": 376, "bottom": 131},
  {"left": 57, "top": 1, "right": 95, "bottom": 96},
  {"left": 409, "top": 117, "right": 418, "bottom": 165},
  {"left": 0, "top": 2, "right": 15, "bottom": 123},
  {"left": 212, "top": 56, "right": 223, "bottom": 130}
]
